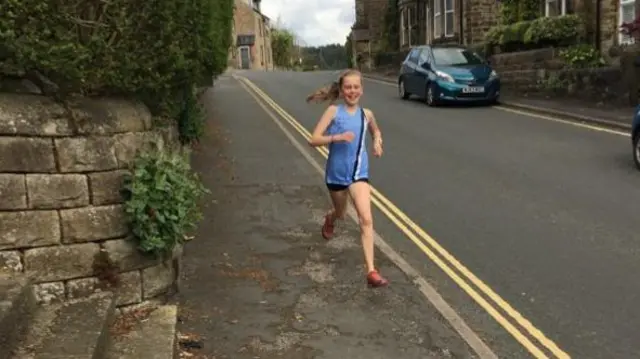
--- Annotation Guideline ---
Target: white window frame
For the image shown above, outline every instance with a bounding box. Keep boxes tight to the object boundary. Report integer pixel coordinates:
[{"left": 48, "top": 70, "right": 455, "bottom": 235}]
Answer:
[
  {"left": 433, "top": 0, "right": 441, "bottom": 38},
  {"left": 425, "top": 4, "right": 431, "bottom": 43},
  {"left": 545, "top": 0, "right": 567, "bottom": 17},
  {"left": 619, "top": 0, "right": 636, "bottom": 45},
  {"left": 444, "top": 0, "right": 454, "bottom": 37},
  {"left": 400, "top": 8, "right": 405, "bottom": 45},
  {"left": 407, "top": 6, "right": 414, "bottom": 46}
]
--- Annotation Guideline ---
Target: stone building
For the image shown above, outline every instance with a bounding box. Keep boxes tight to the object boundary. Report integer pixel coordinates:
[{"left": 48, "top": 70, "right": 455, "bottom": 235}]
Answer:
[
  {"left": 396, "top": 0, "right": 638, "bottom": 52},
  {"left": 349, "top": 0, "right": 389, "bottom": 70},
  {"left": 228, "top": 0, "right": 274, "bottom": 70}
]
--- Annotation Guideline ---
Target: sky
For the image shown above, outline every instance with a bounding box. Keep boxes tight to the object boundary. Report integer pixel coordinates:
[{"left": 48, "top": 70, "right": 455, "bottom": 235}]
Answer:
[{"left": 260, "top": 0, "right": 355, "bottom": 47}]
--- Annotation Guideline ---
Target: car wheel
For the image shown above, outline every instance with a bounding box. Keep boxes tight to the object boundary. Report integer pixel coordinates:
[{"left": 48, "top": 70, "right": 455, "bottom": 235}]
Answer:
[
  {"left": 633, "top": 133, "right": 640, "bottom": 170},
  {"left": 399, "top": 80, "right": 410, "bottom": 100},
  {"left": 425, "top": 83, "right": 438, "bottom": 107}
]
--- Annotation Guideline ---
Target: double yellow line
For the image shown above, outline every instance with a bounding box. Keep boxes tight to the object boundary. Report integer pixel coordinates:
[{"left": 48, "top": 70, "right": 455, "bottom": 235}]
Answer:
[{"left": 235, "top": 75, "right": 570, "bottom": 359}]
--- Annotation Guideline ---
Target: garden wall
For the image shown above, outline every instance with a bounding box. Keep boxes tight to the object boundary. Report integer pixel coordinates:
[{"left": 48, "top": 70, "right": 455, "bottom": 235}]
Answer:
[{"left": 0, "top": 90, "right": 183, "bottom": 307}]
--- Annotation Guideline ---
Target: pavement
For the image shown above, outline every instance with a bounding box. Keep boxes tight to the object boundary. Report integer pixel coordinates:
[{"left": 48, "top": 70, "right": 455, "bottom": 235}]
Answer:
[
  {"left": 175, "top": 74, "right": 480, "bottom": 359},
  {"left": 208, "top": 70, "right": 640, "bottom": 359},
  {"left": 362, "top": 71, "right": 636, "bottom": 130}
]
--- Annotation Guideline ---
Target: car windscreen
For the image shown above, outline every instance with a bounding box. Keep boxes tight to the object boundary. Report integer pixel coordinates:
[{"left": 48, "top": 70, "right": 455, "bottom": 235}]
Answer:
[{"left": 432, "top": 48, "right": 485, "bottom": 66}]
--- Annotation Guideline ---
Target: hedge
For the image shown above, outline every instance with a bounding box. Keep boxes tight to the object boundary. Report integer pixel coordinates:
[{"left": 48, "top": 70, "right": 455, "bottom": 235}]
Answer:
[{"left": 0, "top": 0, "right": 234, "bottom": 141}]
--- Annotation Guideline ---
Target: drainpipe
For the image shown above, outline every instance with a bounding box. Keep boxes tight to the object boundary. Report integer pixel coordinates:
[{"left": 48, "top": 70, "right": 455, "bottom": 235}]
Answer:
[
  {"left": 458, "top": 0, "right": 464, "bottom": 45},
  {"left": 595, "top": 0, "right": 601, "bottom": 51}
]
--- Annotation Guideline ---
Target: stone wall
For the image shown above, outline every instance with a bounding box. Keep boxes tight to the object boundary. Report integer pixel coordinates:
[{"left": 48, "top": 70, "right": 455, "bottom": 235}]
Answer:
[
  {"left": 489, "top": 48, "right": 564, "bottom": 72},
  {"left": 463, "top": 0, "right": 499, "bottom": 45},
  {"left": 0, "top": 92, "right": 183, "bottom": 307}
]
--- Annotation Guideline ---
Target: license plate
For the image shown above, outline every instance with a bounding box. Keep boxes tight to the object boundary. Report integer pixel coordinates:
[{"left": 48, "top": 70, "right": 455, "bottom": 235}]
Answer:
[{"left": 462, "top": 86, "right": 484, "bottom": 93}]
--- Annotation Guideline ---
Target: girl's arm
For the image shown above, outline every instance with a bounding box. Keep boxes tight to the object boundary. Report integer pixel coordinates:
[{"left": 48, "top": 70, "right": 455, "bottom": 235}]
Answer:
[
  {"left": 309, "top": 105, "right": 339, "bottom": 147},
  {"left": 364, "top": 108, "right": 382, "bottom": 143}
]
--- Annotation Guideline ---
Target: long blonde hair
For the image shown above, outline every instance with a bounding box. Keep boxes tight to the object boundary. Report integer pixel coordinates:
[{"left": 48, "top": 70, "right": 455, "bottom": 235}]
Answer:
[{"left": 306, "top": 69, "right": 362, "bottom": 103}]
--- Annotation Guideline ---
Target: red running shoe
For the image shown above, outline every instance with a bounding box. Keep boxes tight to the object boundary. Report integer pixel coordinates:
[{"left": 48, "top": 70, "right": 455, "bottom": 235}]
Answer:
[
  {"left": 321, "top": 213, "right": 335, "bottom": 240},
  {"left": 367, "top": 270, "right": 389, "bottom": 287}
]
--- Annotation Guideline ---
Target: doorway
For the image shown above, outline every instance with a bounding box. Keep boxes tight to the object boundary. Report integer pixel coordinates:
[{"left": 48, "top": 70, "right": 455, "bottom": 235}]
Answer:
[{"left": 239, "top": 46, "right": 251, "bottom": 69}]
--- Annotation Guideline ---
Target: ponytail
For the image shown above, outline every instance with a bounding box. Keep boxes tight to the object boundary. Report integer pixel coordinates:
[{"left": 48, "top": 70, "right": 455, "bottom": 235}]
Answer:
[
  {"left": 305, "top": 69, "right": 362, "bottom": 104},
  {"left": 306, "top": 81, "right": 340, "bottom": 103}
]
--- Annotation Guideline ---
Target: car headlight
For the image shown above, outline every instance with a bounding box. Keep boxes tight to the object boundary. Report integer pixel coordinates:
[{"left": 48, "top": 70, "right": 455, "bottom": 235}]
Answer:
[
  {"left": 435, "top": 70, "right": 454, "bottom": 83},
  {"left": 489, "top": 70, "right": 498, "bottom": 79}
]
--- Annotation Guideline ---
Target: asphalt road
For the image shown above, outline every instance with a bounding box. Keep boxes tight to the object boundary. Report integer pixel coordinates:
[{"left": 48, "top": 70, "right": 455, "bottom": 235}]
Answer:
[{"left": 236, "top": 70, "right": 640, "bottom": 359}]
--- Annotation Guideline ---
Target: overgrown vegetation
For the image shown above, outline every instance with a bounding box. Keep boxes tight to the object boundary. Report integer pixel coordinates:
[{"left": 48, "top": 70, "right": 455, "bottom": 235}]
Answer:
[
  {"left": 271, "top": 27, "right": 296, "bottom": 69},
  {"left": 122, "top": 146, "right": 208, "bottom": 258},
  {"left": 0, "top": 0, "right": 233, "bottom": 144},
  {"left": 559, "top": 44, "right": 605, "bottom": 69},
  {"left": 485, "top": 15, "right": 585, "bottom": 54}
]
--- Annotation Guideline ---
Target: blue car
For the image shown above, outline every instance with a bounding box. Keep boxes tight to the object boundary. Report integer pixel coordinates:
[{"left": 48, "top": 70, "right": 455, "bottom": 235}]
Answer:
[
  {"left": 398, "top": 45, "right": 500, "bottom": 106},
  {"left": 632, "top": 105, "right": 640, "bottom": 170}
]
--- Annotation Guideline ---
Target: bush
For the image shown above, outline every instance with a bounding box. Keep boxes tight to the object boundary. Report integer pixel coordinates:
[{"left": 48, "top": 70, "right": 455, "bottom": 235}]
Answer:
[
  {"left": 0, "top": 0, "right": 233, "bottom": 142},
  {"left": 559, "top": 44, "right": 606, "bottom": 69},
  {"left": 123, "top": 146, "right": 208, "bottom": 258},
  {"left": 524, "top": 15, "right": 585, "bottom": 46}
]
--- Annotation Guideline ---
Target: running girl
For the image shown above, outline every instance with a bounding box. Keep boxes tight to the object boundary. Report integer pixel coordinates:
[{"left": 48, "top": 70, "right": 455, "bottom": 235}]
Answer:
[{"left": 306, "top": 69, "right": 388, "bottom": 287}]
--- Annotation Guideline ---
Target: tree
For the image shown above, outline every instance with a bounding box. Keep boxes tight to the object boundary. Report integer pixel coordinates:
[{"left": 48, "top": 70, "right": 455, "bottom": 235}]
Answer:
[{"left": 271, "top": 27, "right": 296, "bottom": 69}]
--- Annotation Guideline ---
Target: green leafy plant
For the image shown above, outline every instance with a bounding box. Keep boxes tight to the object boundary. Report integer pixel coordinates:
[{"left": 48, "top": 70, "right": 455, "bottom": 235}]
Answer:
[
  {"left": 524, "top": 15, "right": 585, "bottom": 46},
  {"left": 559, "top": 44, "right": 606, "bottom": 68},
  {"left": 485, "top": 26, "right": 506, "bottom": 46},
  {"left": 500, "top": 20, "right": 533, "bottom": 45},
  {"left": 122, "top": 147, "right": 208, "bottom": 258}
]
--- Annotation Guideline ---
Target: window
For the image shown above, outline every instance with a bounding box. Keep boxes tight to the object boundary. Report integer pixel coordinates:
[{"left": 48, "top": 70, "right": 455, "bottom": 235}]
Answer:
[
  {"left": 433, "top": 0, "right": 441, "bottom": 38},
  {"left": 620, "top": 0, "right": 636, "bottom": 45},
  {"left": 418, "top": 49, "right": 429, "bottom": 65},
  {"left": 408, "top": 48, "right": 420, "bottom": 63},
  {"left": 432, "top": 47, "right": 485, "bottom": 66},
  {"left": 444, "top": 0, "right": 454, "bottom": 37},
  {"left": 545, "top": 0, "right": 567, "bottom": 17}
]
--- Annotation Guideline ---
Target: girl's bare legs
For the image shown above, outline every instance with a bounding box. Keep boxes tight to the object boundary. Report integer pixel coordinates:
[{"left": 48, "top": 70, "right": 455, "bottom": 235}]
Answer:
[
  {"left": 322, "top": 189, "right": 348, "bottom": 239},
  {"left": 349, "top": 181, "right": 388, "bottom": 286}
]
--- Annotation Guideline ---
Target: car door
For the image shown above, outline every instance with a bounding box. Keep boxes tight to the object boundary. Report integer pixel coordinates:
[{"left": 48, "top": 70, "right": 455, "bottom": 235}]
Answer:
[
  {"left": 404, "top": 48, "right": 421, "bottom": 94},
  {"left": 414, "top": 48, "right": 434, "bottom": 98}
]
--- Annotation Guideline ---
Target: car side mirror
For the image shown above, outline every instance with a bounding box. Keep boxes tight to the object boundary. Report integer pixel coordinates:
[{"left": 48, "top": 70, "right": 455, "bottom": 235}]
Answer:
[{"left": 421, "top": 62, "right": 431, "bottom": 70}]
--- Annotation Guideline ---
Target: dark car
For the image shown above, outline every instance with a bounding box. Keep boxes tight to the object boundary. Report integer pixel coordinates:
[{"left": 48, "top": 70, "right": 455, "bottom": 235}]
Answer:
[
  {"left": 632, "top": 105, "right": 640, "bottom": 169},
  {"left": 398, "top": 45, "right": 500, "bottom": 106}
]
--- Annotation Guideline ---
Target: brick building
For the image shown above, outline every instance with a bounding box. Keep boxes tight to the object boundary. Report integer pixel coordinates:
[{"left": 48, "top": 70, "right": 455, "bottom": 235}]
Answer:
[{"left": 228, "top": 0, "right": 274, "bottom": 70}]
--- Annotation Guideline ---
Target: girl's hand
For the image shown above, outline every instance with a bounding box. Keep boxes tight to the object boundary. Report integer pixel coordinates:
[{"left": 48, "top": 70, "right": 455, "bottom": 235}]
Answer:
[
  {"left": 334, "top": 131, "right": 355, "bottom": 143},
  {"left": 373, "top": 136, "right": 383, "bottom": 157}
]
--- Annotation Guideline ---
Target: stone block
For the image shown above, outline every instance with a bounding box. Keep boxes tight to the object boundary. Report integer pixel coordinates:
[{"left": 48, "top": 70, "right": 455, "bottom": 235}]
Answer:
[
  {"left": 0, "top": 250, "right": 23, "bottom": 272},
  {"left": 0, "top": 210, "right": 60, "bottom": 250},
  {"left": 24, "top": 242, "right": 100, "bottom": 282},
  {"left": 67, "top": 277, "right": 103, "bottom": 300},
  {"left": 116, "top": 270, "right": 143, "bottom": 306},
  {"left": 103, "top": 238, "right": 158, "bottom": 272},
  {"left": 89, "top": 170, "right": 129, "bottom": 205},
  {"left": 33, "top": 282, "right": 66, "bottom": 304},
  {"left": 142, "top": 263, "right": 174, "bottom": 299},
  {"left": 0, "top": 93, "right": 73, "bottom": 136},
  {"left": 69, "top": 97, "right": 151, "bottom": 135},
  {"left": 0, "top": 174, "right": 27, "bottom": 209},
  {"left": 26, "top": 174, "right": 89, "bottom": 209},
  {"left": 55, "top": 137, "right": 118, "bottom": 172},
  {"left": 0, "top": 137, "right": 56, "bottom": 172},
  {"left": 114, "top": 132, "right": 161, "bottom": 168},
  {"left": 60, "top": 205, "right": 129, "bottom": 243}
]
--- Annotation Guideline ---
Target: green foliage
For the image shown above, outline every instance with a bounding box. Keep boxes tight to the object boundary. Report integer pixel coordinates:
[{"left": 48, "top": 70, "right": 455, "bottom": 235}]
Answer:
[
  {"left": 301, "top": 44, "right": 348, "bottom": 70},
  {"left": 486, "top": 15, "right": 585, "bottom": 52},
  {"left": 498, "top": 0, "right": 539, "bottom": 25},
  {"left": 524, "top": 15, "right": 584, "bottom": 46},
  {"left": 0, "top": 0, "right": 233, "bottom": 144},
  {"left": 177, "top": 86, "right": 206, "bottom": 145},
  {"left": 271, "top": 28, "right": 295, "bottom": 68},
  {"left": 559, "top": 44, "right": 606, "bottom": 69},
  {"left": 123, "top": 147, "right": 208, "bottom": 258},
  {"left": 382, "top": 0, "right": 400, "bottom": 51}
]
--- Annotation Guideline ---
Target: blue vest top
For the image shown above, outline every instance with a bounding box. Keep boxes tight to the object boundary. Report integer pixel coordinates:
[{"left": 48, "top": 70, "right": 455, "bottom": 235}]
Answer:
[{"left": 324, "top": 104, "right": 369, "bottom": 186}]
